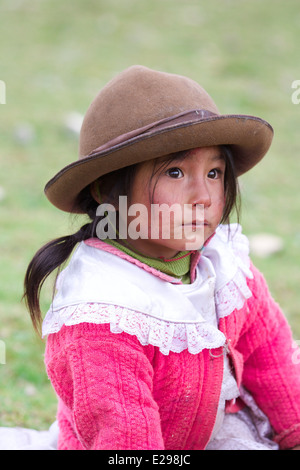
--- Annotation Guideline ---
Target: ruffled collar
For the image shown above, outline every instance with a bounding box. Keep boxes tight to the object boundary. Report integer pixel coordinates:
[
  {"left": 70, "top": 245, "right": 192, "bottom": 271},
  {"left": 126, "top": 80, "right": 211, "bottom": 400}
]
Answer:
[{"left": 42, "top": 224, "right": 253, "bottom": 355}]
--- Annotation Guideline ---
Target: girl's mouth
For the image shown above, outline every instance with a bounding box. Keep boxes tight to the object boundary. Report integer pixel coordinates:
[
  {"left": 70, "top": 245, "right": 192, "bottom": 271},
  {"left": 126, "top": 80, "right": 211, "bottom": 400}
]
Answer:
[{"left": 182, "top": 220, "right": 209, "bottom": 227}]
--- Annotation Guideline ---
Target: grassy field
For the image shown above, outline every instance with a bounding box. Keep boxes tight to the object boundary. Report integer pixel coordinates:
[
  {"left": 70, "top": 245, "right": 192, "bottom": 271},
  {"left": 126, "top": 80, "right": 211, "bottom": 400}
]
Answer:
[{"left": 0, "top": 0, "right": 300, "bottom": 429}]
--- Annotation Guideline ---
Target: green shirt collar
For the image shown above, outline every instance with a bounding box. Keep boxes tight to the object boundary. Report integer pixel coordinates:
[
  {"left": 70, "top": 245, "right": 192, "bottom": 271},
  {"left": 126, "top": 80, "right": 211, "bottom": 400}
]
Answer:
[{"left": 103, "top": 239, "right": 191, "bottom": 284}]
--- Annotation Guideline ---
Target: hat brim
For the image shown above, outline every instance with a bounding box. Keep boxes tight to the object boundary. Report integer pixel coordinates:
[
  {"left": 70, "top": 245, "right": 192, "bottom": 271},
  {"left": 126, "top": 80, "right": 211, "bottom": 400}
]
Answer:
[{"left": 45, "top": 111, "right": 273, "bottom": 213}]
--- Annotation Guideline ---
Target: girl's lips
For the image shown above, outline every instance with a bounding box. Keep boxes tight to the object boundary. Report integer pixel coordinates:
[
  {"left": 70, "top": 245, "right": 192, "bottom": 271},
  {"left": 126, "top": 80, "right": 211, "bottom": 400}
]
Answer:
[{"left": 182, "top": 220, "right": 209, "bottom": 226}]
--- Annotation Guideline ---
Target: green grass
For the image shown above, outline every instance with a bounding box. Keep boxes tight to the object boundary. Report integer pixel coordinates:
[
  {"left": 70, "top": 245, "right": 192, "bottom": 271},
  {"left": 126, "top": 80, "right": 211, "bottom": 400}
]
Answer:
[{"left": 0, "top": 0, "right": 300, "bottom": 428}]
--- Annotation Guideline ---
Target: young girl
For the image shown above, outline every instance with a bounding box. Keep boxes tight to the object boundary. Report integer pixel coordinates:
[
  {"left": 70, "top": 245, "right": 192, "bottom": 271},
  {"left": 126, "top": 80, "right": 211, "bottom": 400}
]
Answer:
[{"left": 23, "top": 65, "right": 300, "bottom": 450}]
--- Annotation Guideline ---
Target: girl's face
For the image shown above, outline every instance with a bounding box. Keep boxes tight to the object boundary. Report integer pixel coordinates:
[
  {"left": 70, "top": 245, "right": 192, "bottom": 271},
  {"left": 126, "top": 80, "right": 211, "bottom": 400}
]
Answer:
[{"left": 125, "top": 146, "right": 226, "bottom": 259}]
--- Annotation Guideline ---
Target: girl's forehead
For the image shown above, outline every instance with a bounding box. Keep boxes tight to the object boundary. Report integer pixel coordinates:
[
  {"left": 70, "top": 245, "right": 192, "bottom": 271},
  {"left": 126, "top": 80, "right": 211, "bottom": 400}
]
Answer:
[
  {"left": 158, "top": 145, "right": 223, "bottom": 164},
  {"left": 188, "top": 146, "right": 223, "bottom": 158}
]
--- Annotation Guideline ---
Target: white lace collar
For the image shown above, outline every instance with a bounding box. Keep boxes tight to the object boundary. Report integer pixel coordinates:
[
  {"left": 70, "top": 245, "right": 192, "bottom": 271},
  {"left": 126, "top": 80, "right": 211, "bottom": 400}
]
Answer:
[{"left": 42, "top": 224, "right": 253, "bottom": 355}]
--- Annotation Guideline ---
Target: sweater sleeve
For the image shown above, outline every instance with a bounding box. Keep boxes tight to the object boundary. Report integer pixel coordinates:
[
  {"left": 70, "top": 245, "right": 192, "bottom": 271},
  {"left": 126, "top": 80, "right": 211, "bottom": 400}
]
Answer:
[
  {"left": 45, "top": 322, "right": 164, "bottom": 450},
  {"left": 237, "top": 263, "right": 300, "bottom": 449}
]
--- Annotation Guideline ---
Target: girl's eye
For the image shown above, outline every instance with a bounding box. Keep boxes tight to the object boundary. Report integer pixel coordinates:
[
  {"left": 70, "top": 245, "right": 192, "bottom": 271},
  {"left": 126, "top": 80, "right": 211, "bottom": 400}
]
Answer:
[
  {"left": 208, "top": 168, "right": 222, "bottom": 179},
  {"left": 166, "top": 167, "right": 184, "bottom": 179}
]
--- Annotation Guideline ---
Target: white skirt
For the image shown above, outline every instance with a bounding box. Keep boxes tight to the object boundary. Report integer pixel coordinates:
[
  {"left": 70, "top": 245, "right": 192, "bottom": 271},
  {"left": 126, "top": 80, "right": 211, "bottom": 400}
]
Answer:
[
  {"left": 206, "top": 387, "right": 279, "bottom": 450},
  {"left": 0, "top": 420, "right": 58, "bottom": 450}
]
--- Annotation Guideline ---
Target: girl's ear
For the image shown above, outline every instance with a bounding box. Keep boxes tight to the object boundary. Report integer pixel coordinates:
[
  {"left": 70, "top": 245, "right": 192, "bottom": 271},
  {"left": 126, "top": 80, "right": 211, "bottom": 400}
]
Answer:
[
  {"left": 90, "top": 181, "right": 119, "bottom": 211},
  {"left": 90, "top": 181, "right": 102, "bottom": 204}
]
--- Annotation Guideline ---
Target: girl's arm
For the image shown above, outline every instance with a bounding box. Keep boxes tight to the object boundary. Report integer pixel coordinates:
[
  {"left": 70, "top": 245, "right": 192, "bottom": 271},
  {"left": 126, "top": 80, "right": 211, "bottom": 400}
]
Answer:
[
  {"left": 45, "top": 322, "right": 164, "bottom": 450},
  {"left": 237, "top": 264, "right": 300, "bottom": 449}
]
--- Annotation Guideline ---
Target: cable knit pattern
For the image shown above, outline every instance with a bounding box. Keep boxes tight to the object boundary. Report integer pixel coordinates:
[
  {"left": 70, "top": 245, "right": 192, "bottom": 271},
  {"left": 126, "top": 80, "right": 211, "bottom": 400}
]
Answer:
[
  {"left": 219, "top": 264, "right": 300, "bottom": 450},
  {"left": 45, "top": 263, "right": 300, "bottom": 450},
  {"left": 46, "top": 323, "right": 224, "bottom": 450}
]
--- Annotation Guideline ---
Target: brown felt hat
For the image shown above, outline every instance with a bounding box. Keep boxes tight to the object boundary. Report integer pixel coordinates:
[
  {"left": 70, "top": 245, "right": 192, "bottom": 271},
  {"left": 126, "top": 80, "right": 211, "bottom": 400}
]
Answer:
[{"left": 45, "top": 65, "right": 273, "bottom": 213}]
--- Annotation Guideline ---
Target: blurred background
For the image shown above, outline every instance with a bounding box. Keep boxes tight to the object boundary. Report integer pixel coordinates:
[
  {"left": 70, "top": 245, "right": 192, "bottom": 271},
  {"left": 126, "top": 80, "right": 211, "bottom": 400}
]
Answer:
[{"left": 0, "top": 0, "right": 300, "bottom": 429}]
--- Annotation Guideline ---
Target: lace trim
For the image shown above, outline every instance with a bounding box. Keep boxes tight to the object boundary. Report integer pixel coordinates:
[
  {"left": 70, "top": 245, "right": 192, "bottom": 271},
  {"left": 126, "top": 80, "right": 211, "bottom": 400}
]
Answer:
[
  {"left": 213, "top": 224, "right": 253, "bottom": 318},
  {"left": 42, "top": 303, "right": 226, "bottom": 355},
  {"left": 215, "top": 268, "right": 252, "bottom": 319}
]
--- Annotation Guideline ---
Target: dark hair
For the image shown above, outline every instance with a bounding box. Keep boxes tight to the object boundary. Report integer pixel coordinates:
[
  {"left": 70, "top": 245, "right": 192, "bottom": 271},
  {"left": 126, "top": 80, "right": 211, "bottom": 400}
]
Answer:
[
  {"left": 221, "top": 145, "right": 241, "bottom": 224},
  {"left": 23, "top": 165, "right": 137, "bottom": 335},
  {"left": 24, "top": 145, "right": 240, "bottom": 335}
]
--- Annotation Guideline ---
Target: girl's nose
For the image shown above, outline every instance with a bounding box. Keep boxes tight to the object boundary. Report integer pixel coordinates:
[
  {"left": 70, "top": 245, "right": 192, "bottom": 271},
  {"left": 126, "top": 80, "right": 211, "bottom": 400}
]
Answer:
[{"left": 190, "top": 181, "right": 212, "bottom": 208}]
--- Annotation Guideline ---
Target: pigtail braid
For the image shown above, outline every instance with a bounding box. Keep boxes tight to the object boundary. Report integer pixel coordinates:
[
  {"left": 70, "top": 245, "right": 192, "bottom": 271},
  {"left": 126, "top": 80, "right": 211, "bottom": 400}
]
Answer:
[
  {"left": 23, "top": 222, "right": 95, "bottom": 335},
  {"left": 23, "top": 163, "right": 137, "bottom": 335}
]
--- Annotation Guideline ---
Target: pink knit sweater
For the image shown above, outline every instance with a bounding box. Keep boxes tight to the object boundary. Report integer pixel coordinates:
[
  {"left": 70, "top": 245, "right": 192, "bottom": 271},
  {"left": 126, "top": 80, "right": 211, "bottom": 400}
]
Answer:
[{"left": 45, "top": 262, "right": 300, "bottom": 450}]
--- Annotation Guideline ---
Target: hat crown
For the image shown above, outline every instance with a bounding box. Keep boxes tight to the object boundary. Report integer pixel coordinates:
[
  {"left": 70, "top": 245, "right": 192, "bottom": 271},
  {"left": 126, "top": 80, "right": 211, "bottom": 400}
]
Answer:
[{"left": 79, "top": 65, "right": 219, "bottom": 158}]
